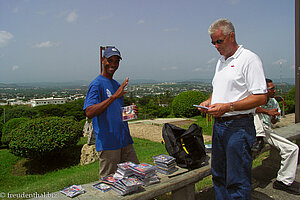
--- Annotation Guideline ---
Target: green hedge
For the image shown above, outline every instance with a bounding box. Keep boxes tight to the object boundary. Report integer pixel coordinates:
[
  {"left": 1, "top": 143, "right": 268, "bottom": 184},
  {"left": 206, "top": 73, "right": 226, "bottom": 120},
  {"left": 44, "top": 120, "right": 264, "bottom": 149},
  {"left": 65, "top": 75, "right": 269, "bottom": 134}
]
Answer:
[
  {"left": 1, "top": 117, "right": 30, "bottom": 145},
  {"left": 9, "top": 117, "right": 82, "bottom": 159},
  {"left": 172, "top": 91, "right": 207, "bottom": 118}
]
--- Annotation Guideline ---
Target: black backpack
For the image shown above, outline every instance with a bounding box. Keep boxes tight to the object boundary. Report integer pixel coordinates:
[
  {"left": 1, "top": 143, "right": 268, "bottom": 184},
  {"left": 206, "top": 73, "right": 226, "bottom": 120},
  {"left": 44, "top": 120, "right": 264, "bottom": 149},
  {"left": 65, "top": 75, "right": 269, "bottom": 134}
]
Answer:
[{"left": 162, "top": 123, "right": 207, "bottom": 170}]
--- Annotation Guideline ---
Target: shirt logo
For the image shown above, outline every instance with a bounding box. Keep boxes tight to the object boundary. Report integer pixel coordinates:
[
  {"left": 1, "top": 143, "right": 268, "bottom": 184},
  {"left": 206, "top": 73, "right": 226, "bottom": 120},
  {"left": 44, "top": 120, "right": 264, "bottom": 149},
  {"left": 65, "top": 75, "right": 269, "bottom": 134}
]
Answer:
[
  {"left": 106, "top": 89, "right": 112, "bottom": 97},
  {"left": 231, "top": 65, "right": 235, "bottom": 67}
]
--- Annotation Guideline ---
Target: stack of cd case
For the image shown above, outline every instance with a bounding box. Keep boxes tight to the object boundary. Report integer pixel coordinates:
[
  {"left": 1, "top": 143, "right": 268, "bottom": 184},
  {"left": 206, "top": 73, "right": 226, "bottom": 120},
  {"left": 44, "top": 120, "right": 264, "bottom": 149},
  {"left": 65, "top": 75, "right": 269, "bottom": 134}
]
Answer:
[
  {"left": 130, "top": 163, "right": 160, "bottom": 186},
  {"left": 111, "top": 177, "right": 143, "bottom": 196},
  {"left": 113, "top": 161, "right": 136, "bottom": 179},
  {"left": 153, "top": 154, "right": 178, "bottom": 175}
]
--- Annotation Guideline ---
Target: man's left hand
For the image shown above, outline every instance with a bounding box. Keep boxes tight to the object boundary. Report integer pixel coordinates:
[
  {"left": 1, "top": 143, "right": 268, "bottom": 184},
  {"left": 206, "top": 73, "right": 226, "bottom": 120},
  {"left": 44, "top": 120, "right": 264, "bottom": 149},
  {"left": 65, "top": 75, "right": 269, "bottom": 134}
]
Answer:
[{"left": 132, "top": 103, "right": 139, "bottom": 116}]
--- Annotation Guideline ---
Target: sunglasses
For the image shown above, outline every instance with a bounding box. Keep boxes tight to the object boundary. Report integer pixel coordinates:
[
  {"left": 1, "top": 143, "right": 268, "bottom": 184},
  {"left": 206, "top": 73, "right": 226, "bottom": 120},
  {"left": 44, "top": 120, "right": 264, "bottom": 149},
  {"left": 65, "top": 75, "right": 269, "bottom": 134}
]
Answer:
[{"left": 211, "top": 34, "right": 229, "bottom": 45}]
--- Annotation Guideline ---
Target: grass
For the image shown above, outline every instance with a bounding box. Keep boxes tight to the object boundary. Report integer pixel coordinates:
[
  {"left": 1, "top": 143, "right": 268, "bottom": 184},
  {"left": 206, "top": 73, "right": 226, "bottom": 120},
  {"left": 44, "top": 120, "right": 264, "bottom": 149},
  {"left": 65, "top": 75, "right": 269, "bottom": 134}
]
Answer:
[
  {"left": 182, "top": 115, "right": 214, "bottom": 137},
  {"left": 0, "top": 137, "right": 168, "bottom": 196}
]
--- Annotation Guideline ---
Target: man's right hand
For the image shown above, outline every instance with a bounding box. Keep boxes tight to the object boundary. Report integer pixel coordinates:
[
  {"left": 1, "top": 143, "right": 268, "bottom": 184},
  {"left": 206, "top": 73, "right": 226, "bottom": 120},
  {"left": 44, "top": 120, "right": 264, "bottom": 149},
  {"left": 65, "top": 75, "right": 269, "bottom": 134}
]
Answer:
[
  {"left": 267, "top": 108, "right": 280, "bottom": 117},
  {"left": 198, "top": 100, "right": 211, "bottom": 114},
  {"left": 112, "top": 77, "right": 129, "bottom": 99}
]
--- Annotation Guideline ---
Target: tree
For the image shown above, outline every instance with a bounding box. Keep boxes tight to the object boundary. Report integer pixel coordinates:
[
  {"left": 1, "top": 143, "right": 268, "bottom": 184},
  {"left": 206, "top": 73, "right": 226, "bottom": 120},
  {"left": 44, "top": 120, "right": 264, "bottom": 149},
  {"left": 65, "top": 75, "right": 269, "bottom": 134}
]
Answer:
[{"left": 172, "top": 91, "right": 207, "bottom": 118}]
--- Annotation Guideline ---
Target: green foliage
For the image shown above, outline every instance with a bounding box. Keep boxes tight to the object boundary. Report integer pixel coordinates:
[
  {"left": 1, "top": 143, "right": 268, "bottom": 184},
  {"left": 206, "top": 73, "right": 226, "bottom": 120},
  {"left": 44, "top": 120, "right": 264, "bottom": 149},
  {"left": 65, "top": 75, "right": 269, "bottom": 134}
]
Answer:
[
  {"left": 33, "top": 99, "right": 85, "bottom": 121},
  {"left": 0, "top": 121, "right": 3, "bottom": 145},
  {"left": 124, "top": 95, "right": 137, "bottom": 106},
  {"left": 9, "top": 117, "right": 82, "bottom": 159},
  {"left": 284, "top": 86, "right": 295, "bottom": 101},
  {"left": 0, "top": 106, "right": 37, "bottom": 123},
  {"left": 172, "top": 91, "right": 207, "bottom": 118},
  {"left": 1, "top": 117, "right": 30, "bottom": 145},
  {"left": 279, "top": 100, "right": 295, "bottom": 114},
  {"left": 137, "top": 95, "right": 153, "bottom": 106},
  {"left": 60, "top": 98, "right": 86, "bottom": 121},
  {"left": 79, "top": 118, "right": 87, "bottom": 128},
  {"left": 34, "top": 104, "right": 65, "bottom": 117},
  {"left": 139, "top": 99, "right": 172, "bottom": 118}
]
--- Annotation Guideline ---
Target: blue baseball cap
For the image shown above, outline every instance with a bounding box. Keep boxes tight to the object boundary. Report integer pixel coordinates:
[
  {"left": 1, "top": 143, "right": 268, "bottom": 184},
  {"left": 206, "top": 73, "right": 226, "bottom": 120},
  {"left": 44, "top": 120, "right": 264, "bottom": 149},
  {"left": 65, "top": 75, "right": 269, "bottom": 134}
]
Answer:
[{"left": 103, "top": 47, "right": 122, "bottom": 60}]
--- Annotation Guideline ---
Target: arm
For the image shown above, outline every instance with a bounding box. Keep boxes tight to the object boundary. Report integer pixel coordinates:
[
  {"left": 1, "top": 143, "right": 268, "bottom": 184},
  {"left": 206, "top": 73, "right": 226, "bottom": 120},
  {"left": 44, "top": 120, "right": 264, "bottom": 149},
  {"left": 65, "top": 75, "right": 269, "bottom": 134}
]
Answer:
[
  {"left": 256, "top": 105, "right": 280, "bottom": 124},
  {"left": 85, "top": 78, "right": 129, "bottom": 119},
  {"left": 207, "top": 93, "right": 267, "bottom": 118}
]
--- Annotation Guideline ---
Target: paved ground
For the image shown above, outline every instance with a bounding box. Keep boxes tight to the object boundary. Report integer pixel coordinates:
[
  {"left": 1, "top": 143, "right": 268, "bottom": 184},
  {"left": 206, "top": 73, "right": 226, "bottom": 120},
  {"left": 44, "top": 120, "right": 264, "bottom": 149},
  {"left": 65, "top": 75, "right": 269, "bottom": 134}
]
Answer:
[
  {"left": 196, "top": 161, "right": 300, "bottom": 200},
  {"left": 128, "top": 118, "right": 212, "bottom": 143}
]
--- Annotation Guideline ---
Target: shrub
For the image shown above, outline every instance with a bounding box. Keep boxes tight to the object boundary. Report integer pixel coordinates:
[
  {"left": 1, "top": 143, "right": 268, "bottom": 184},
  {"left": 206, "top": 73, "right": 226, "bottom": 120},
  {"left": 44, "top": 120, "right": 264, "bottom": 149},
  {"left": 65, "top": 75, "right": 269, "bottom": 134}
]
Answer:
[
  {"left": 279, "top": 100, "right": 295, "bottom": 114},
  {"left": 172, "top": 91, "right": 207, "bottom": 118},
  {"left": 1, "top": 117, "right": 30, "bottom": 145},
  {"left": 0, "top": 121, "right": 3, "bottom": 146},
  {"left": 9, "top": 117, "right": 82, "bottom": 159},
  {"left": 284, "top": 87, "right": 295, "bottom": 101}
]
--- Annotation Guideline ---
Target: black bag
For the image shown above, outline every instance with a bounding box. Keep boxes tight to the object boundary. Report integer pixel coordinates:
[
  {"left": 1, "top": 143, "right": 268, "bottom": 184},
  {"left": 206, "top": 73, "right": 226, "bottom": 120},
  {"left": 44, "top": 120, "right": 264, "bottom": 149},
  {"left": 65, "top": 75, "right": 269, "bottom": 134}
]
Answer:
[{"left": 162, "top": 123, "right": 207, "bottom": 170}]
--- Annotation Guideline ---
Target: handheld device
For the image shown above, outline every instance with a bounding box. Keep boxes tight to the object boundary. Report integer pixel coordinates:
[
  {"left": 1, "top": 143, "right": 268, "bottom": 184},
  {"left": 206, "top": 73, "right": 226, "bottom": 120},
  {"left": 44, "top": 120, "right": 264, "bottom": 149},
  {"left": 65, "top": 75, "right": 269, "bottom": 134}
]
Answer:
[{"left": 193, "top": 105, "right": 209, "bottom": 109}]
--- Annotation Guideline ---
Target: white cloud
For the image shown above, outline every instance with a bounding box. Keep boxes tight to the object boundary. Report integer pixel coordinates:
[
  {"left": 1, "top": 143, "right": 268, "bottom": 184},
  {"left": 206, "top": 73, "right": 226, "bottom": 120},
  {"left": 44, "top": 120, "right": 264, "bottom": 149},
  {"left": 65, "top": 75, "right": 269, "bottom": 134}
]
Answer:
[
  {"left": 273, "top": 59, "right": 288, "bottom": 65},
  {"left": 138, "top": 19, "right": 145, "bottom": 24},
  {"left": 65, "top": 10, "right": 78, "bottom": 23},
  {"left": 33, "top": 41, "right": 59, "bottom": 48},
  {"left": 163, "top": 28, "right": 178, "bottom": 32},
  {"left": 207, "top": 57, "right": 217, "bottom": 64},
  {"left": 58, "top": 10, "right": 69, "bottom": 18},
  {"left": 0, "top": 31, "right": 14, "bottom": 48},
  {"left": 193, "top": 66, "right": 214, "bottom": 72},
  {"left": 193, "top": 67, "right": 202, "bottom": 72},
  {"left": 162, "top": 66, "right": 178, "bottom": 71},
  {"left": 12, "top": 65, "right": 20, "bottom": 71}
]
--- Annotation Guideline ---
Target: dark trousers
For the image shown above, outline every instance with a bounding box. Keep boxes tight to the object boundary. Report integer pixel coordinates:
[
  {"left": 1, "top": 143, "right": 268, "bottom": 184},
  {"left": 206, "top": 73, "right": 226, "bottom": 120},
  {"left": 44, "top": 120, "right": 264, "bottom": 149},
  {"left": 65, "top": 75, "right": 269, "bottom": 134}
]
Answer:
[{"left": 212, "top": 116, "right": 255, "bottom": 200}]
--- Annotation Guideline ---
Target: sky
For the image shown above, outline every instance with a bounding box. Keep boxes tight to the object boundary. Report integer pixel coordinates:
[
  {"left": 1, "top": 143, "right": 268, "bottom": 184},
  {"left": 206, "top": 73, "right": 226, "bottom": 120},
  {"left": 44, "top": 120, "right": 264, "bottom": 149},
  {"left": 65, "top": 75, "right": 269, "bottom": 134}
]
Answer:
[{"left": 0, "top": 0, "right": 296, "bottom": 84}]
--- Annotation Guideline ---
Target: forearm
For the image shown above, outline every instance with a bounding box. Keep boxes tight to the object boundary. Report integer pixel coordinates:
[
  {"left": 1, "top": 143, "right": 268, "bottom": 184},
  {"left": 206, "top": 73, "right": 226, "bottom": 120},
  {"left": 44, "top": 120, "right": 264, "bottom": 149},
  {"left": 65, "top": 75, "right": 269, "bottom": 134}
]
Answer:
[
  {"left": 255, "top": 106, "right": 270, "bottom": 115},
  {"left": 85, "top": 95, "right": 117, "bottom": 119},
  {"left": 230, "top": 94, "right": 267, "bottom": 112}
]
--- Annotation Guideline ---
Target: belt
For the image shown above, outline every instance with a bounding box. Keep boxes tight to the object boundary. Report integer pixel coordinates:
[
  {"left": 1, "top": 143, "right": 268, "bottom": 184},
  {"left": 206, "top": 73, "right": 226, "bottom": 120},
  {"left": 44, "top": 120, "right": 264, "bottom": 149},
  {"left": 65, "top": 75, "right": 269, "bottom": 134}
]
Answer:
[{"left": 215, "top": 114, "right": 252, "bottom": 122}]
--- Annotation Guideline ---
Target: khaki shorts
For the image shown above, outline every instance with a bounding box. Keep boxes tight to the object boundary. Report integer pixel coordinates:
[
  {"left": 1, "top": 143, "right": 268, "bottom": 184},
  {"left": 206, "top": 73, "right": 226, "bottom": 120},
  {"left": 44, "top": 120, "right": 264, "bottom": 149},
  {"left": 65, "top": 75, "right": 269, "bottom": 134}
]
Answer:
[{"left": 98, "top": 144, "right": 139, "bottom": 179}]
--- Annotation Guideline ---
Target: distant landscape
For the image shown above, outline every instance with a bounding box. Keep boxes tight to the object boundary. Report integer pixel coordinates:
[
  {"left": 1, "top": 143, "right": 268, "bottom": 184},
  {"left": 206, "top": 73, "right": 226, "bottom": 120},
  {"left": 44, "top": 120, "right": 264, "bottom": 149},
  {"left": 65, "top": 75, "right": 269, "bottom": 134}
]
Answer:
[
  {"left": 0, "top": 78, "right": 295, "bottom": 101},
  {"left": 0, "top": 77, "right": 296, "bottom": 88}
]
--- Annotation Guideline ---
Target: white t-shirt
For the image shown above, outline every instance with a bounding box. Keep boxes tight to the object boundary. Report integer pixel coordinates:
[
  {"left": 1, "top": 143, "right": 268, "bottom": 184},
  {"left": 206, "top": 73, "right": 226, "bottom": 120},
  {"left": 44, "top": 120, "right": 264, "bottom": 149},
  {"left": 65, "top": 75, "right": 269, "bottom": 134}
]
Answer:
[{"left": 211, "top": 45, "right": 267, "bottom": 117}]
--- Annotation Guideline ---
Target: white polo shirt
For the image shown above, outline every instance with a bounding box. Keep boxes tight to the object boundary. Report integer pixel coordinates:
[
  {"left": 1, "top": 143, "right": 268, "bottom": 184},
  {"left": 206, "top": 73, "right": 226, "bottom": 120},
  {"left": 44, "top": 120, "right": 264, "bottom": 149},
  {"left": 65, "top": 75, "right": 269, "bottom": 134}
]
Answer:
[{"left": 211, "top": 45, "right": 267, "bottom": 117}]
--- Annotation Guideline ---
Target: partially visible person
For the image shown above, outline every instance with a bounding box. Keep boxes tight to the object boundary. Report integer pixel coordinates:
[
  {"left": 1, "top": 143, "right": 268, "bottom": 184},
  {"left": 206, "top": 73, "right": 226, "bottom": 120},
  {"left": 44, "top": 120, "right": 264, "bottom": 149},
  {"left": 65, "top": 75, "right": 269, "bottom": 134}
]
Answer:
[
  {"left": 254, "top": 78, "right": 300, "bottom": 195},
  {"left": 198, "top": 18, "right": 267, "bottom": 199},
  {"left": 83, "top": 47, "right": 139, "bottom": 179}
]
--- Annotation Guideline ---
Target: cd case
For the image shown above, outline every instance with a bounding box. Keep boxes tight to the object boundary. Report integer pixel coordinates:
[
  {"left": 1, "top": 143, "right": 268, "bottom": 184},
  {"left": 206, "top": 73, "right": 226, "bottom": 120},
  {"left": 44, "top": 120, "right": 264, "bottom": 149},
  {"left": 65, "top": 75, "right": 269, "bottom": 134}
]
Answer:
[
  {"left": 60, "top": 185, "right": 85, "bottom": 198},
  {"left": 122, "top": 105, "right": 137, "bottom": 121}
]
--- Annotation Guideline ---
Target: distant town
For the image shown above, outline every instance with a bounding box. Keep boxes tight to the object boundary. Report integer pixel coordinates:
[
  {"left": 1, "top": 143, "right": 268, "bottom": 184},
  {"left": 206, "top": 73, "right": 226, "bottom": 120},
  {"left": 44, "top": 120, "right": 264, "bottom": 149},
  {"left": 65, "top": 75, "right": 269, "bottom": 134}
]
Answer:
[{"left": 0, "top": 79, "right": 295, "bottom": 107}]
